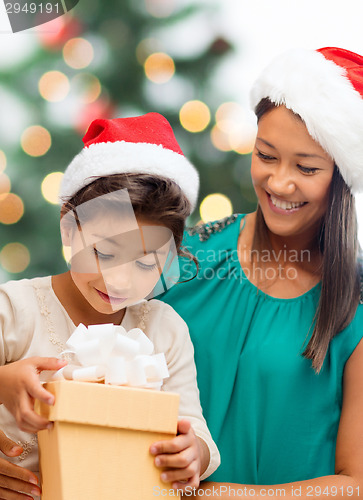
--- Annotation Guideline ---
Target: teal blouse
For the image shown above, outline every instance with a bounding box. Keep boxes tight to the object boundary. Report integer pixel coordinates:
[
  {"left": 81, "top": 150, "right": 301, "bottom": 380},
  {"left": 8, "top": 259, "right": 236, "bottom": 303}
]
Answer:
[{"left": 160, "top": 214, "right": 363, "bottom": 485}]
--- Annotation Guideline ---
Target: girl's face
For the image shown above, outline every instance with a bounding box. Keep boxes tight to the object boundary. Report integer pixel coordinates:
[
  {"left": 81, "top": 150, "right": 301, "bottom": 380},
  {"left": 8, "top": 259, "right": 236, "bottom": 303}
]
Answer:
[
  {"left": 66, "top": 214, "right": 171, "bottom": 315},
  {"left": 251, "top": 105, "right": 335, "bottom": 241}
]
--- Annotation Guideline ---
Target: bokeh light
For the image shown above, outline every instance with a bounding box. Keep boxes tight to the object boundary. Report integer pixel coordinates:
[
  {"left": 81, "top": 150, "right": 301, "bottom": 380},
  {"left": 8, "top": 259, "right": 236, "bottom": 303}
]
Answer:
[
  {"left": 63, "top": 38, "right": 94, "bottom": 70},
  {"left": 62, "top": 245, "right": 72, "bottom": 264},
  {"left": 0, "top": 243, "right": 30, "bottom": 273},
  {"left": 21, "top": 126, "right": 52, "bottom": 157},
  {"left": 39, "top": 71, "right": 70, "bottom": 102},
  {"left": 210, "top": 124, "right": 232, "bottom": 152},
  {"left": 0, "top": 150, "right": 6, "bottom": 173},
  {"left": 230, "top": 123, "right": 257, "bottom": 155},
  {"left": 144, "top": 52, "right": 175, "bottom": 84},
  {"left": 145, "top": 0, "right": 176, "bottom": 17},
  {"left": 180, "top": 100, "right": 211, "bottom": 133},
  {"left": 0, "top": 173, "right": 11, "bottom": 195},
  {"left": 72, "top": 73, "right": 102, "bottom": 103},
  {"left": 200, "top": 193, "right": 233, "bottom": 223},
  {"left": 136, "top": 38, "right": 161, "bottom": 65},
  {"left": 41, "top": 172, "right": 64, "bottom": 205},
  {"left": 0, "top": 193, "right": 24, "bottom": 224},
  {"left": 214, "top": 102, "right": 257, "bottom": 154}
]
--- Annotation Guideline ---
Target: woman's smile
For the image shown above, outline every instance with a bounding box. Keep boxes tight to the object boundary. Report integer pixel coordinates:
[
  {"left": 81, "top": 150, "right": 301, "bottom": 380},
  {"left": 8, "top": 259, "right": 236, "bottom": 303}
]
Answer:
[{"left": 267, "top": 192, "right": 307, "bottom": 214}]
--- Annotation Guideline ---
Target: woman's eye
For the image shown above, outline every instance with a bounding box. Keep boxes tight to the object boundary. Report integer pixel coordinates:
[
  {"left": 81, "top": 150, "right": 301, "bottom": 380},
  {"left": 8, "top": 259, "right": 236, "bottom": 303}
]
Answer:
[
  {"left": 298, "top": 165, "right": 319, "bottom": 175},
  {"left": 93, "top": 248, "right": 114, "bottom": 261},
  {"left": 256, "top": 151, "right": 275, "bottom": 161},
  {"left": 136, "top": 260, "right": 158, "bottom": 271}
]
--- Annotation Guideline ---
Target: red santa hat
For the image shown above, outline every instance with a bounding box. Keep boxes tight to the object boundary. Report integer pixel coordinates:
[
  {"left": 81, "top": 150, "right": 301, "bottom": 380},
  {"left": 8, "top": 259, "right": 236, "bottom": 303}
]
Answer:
[
  {"left": 250, "top": 47, "right": 363, "bottom": 193},
  {"left": 59, "top": 112, "right": 199, "bottom": 210}
]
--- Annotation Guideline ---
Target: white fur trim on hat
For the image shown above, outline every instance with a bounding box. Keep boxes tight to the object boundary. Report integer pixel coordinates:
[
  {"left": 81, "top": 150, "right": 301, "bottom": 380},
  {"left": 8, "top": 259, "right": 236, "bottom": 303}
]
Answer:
[
  {"left": 59, "top": 141, "right": 200, "bottom": 210},
  {"left": 250, "top": 48, "right": 363, "bottom": 194}
]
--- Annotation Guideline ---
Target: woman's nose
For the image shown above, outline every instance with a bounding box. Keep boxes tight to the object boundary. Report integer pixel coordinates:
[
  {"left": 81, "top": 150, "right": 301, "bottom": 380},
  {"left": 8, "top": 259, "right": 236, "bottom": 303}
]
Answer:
[{"left": 267, "top": 164, "right": 296, "bottom": 196}]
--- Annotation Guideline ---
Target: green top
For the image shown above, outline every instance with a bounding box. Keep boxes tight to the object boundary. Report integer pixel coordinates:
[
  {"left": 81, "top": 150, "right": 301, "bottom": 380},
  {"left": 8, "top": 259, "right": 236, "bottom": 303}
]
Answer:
[{"left": 160, "top": 214, "right": 363, "bottom": 485}]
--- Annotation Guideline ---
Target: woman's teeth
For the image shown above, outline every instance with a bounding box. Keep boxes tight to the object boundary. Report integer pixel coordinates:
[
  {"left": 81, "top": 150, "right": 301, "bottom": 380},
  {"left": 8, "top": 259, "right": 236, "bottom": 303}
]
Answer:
[{"left": 270, "top": 195, "right": 305, "bottom": 210}]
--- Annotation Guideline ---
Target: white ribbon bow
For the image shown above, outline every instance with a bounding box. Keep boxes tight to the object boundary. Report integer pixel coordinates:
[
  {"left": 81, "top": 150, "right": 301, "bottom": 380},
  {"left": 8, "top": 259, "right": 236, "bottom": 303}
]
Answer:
[{"left": 53, "top": 323, "right": 169, "bottom": 390}]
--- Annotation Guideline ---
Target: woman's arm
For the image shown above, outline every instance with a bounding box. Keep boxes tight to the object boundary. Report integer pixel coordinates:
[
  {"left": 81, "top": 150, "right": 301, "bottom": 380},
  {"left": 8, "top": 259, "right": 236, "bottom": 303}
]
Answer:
[
  {"left": 0, "top": 430, "right": 41, "bottom": 499},
  {"left": 189, "top": 337, "right": 363, "bottom": 499}
]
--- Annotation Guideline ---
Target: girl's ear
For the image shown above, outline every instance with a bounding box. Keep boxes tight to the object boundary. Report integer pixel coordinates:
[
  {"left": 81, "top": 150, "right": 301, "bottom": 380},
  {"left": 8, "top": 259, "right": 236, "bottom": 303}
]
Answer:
[
  {"left": 60, "top": 205, "right": 74, "bottom": 246},
  {"left": 60, "top": 221, "right": 71, "bottom": 246}
]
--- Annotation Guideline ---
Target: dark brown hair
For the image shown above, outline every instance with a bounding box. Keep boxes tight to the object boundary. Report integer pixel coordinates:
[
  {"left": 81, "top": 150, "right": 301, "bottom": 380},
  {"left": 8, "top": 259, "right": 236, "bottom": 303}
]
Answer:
[
  {"left": 254, "top": 97, "right": 361, "bottom": 372},
  {"left": 61, "top": 173, "right": 197, "bottom": 266}
]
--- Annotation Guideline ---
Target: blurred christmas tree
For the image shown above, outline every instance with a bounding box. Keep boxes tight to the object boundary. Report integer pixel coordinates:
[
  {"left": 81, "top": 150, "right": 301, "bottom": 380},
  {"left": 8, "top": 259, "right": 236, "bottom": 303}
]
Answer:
[{"left": 0, "top": 0, "right": 256, "bottom": 282}]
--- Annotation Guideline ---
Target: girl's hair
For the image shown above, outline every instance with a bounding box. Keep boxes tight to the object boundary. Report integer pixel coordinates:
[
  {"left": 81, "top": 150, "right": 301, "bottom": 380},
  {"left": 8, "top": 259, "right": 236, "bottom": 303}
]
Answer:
[
  {"left": 254, "top": 97, "right": 362, "bottom": 373},
  {"left": 61, "top": 173, "right": 197, "bottom": 266}
]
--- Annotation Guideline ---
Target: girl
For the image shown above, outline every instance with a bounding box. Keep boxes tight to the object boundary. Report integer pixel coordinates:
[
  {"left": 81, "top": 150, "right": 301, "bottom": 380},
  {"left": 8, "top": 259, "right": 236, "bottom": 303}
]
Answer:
[
  {"left": 160, "top": 47, "right": 363, "bottom": 497},
  {"left": 0, "top": 112, "right": 220, "bottom": 499}
]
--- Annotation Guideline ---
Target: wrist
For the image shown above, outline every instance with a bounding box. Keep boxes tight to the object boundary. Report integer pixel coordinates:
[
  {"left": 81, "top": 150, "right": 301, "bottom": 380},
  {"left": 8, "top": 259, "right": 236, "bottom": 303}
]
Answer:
[{"left": 196, "top": 436, "right": 210, "bottom": 476}]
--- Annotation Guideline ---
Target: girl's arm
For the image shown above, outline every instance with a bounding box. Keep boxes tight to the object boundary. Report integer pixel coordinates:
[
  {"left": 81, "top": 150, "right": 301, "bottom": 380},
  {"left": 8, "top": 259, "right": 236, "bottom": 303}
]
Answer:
[
  {"left": 190, "top": 337, "right": 363, "bottom": 499},
  {"left": 145, "top": 302, "right": 220, "bottom": 490},
  {"left": 150, "top": 419, "right": 211, "bottom": 491}
]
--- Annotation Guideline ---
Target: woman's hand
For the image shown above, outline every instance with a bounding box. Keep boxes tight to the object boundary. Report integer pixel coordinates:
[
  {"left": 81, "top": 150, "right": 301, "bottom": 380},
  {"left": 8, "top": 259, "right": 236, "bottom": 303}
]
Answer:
[
  {"left": 0, "top": 357, "right": 67, "bottom": 434},
  {"left": 0, "top": 430, "right": 41, "bottom": 499},
  {"left": 150, "top": 419, "right": 204, "bottom": 492}
]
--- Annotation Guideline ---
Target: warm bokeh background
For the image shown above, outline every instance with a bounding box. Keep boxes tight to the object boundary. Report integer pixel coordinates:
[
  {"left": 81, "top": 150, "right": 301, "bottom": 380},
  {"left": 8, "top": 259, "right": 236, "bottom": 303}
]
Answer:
[{"left": 0, "top": 0, "right": 362, "bottom": 282}]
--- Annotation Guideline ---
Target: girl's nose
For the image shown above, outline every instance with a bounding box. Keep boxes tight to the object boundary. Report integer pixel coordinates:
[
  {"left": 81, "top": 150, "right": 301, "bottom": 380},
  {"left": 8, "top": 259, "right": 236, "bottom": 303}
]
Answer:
[
  {"left": 102, "top": 262, "right": 133, "bottom": 292},
  {"left": 267, "top": 165, "right": 296, "bottom": 196}
]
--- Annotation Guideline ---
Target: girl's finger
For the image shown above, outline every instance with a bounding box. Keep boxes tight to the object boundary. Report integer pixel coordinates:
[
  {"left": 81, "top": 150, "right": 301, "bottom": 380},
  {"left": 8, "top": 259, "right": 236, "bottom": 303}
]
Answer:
[
  {"left": 154, "top": 447, "right": 195, "bottom": 469},
  {"left": 160, "top": 460, "right": 200, "bottom": 483},
  {"left": 16, "top": 400, "right": 51, "bottom": 433},
  {"left": 171, "top": 474, "right": 200, "bottom": 492},
  {"left": 150, "top": 432, "right": 192, "bottom": 456},
  {"left": 27, "top": 382, "right": 54, "bottom": 406},
  {"left": 32, "top": 357, "right": 67, "bottom": 373}
]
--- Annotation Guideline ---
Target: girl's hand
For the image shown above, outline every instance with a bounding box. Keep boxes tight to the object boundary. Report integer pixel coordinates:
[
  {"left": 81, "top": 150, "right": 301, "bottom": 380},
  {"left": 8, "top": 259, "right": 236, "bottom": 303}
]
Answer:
[
  {"left": 0, "top": 430, "right": 41, "bottom": 499},
  {"left": 0, "top": 357, "right": 67, "bottom": 434},
  {"left": 150, "top": 419, "right": 202, "bottom": 492}
]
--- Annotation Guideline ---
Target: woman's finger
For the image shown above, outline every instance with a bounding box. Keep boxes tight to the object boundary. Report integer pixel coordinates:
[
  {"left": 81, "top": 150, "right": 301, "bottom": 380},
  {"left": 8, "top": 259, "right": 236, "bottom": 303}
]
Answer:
[
  {"left": 0, "top": 432, "right": 23, "bottom": 458},
  {"left": 0, "top": 457, "right": 39, "bottom": 486}
]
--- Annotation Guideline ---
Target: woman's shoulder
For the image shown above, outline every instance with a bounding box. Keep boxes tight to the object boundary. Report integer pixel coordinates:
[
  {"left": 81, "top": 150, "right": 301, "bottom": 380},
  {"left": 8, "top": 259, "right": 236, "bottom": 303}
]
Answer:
[
  {"left": 183, "top": 214, "right": 244, "bottom": 252},
  {"left": 187, "top": 214, "right": 241, "bottom": 241}
]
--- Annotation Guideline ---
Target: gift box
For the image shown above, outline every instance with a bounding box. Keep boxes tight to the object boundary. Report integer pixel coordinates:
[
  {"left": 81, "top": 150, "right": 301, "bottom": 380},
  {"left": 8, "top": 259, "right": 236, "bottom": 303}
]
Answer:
[{"left": 36, "top": 380, "right": 180, "bottom": 500}]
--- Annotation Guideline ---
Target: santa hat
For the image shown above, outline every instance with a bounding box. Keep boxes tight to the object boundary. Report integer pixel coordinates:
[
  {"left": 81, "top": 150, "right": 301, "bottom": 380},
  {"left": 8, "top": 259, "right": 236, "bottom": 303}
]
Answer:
[
  {"left": 250, "top": 47, "right": 363, "bottom": 194},
  {"left": 59, "top": 112, "right": 199, "bottom": 210}
]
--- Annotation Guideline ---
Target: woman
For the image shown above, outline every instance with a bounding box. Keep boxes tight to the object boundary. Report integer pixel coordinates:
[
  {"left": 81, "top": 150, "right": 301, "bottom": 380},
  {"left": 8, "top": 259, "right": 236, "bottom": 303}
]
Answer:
[{"left": 155, "top": 47, "right": 363, "bottom": 497}]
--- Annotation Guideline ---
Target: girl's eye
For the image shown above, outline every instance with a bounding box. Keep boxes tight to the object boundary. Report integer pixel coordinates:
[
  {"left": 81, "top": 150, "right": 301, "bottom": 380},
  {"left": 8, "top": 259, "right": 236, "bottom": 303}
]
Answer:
[
  {"left": 298, "top": 165, "right": 319, "bottom": 175},
  {"left": 93, "top": 248, "right": 114, "bottom": 261},
  {"left": 256, "top": 151, "right": 275, "bottom": 161},
  {"left": 136, "top": 260, "right": 158, "bottom": 272}
]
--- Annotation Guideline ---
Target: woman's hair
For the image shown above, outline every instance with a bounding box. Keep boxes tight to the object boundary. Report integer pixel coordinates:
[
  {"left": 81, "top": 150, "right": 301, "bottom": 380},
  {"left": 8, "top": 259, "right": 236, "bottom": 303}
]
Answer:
[
  {"left": 61, "top": 173, "right": 196, "bottom": 265},
  {"left": 254, "top": 97, "right": 362, "bottom": 373}
]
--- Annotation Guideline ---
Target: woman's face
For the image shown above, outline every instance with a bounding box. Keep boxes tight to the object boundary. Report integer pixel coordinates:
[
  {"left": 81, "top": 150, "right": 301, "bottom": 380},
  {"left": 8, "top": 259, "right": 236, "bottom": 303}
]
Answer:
[
  {"left": 64, "top": 213, "right": 171, "bottom": 314},
  {"left": 251, "top": 105, "right": 335, "bottom": 241}
]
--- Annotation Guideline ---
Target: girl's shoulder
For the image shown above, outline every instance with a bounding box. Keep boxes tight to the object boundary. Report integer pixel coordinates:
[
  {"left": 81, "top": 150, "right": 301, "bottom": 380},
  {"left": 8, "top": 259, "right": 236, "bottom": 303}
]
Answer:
[{"left": 0, "top": 276, "right": 51, "bottom": 300}]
